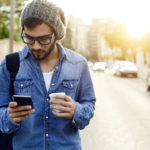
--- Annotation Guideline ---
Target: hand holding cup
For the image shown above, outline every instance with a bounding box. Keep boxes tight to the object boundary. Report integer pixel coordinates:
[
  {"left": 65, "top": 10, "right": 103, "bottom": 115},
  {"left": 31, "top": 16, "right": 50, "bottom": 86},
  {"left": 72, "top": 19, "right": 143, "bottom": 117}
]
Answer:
[{"left": 49, "top": 92, "right": 76, "bottom": 119}]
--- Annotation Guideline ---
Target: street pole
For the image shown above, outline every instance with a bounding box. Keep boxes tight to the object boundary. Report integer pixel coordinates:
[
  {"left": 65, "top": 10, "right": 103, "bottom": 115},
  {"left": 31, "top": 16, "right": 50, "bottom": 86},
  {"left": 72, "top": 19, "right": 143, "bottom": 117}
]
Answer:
[{"left": 9, "top": 0, "right": 15, "bottom": 54}]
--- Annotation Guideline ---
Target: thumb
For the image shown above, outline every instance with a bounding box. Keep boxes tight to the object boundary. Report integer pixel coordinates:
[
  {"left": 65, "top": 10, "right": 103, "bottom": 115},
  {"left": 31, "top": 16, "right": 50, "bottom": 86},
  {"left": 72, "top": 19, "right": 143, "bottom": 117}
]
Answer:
[{"left": 9, "top": 101, "right": 18, "bottom": 108}]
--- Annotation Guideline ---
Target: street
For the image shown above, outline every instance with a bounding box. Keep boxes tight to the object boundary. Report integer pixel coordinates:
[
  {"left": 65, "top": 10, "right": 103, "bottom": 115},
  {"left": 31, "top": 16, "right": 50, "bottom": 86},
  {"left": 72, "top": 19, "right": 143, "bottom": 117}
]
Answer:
[{"left": 80, "top": 69, "right": 150, "bottom": 150}]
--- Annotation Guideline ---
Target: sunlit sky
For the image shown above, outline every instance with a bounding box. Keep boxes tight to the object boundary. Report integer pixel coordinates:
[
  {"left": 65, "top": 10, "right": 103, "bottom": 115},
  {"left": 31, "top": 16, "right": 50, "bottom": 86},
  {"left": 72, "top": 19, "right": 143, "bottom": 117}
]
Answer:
[{"left": 49, "top": 0, "right": 150, "bottom": 37}]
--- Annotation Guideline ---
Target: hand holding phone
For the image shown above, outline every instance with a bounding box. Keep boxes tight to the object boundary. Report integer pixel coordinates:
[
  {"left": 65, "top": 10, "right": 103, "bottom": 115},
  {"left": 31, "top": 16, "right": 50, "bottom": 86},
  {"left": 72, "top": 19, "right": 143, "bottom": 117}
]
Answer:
[{"left": 9, "top": 95, "right": 35, "bottom": 123}]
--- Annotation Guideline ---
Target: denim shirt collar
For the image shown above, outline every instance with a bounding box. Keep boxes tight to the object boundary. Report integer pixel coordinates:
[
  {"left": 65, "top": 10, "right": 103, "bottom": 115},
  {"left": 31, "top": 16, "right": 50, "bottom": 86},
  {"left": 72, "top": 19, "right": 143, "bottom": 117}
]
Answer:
[{"left": 22, "top": 43, "right": 67, "bottom": 61}]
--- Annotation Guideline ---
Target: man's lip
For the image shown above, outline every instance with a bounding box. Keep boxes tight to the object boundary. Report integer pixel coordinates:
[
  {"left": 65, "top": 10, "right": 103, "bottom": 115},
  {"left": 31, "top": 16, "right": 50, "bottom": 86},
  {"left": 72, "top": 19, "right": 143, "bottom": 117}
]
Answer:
[{"left": 33, "top": 51, "right": 43, "bottom": 55}]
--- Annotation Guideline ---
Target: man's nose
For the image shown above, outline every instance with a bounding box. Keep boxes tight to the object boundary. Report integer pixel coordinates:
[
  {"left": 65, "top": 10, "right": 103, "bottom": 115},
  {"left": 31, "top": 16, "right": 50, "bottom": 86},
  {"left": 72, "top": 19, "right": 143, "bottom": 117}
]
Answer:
[{"left": 32, "top": 40, "right": 42, "bottom": 49}]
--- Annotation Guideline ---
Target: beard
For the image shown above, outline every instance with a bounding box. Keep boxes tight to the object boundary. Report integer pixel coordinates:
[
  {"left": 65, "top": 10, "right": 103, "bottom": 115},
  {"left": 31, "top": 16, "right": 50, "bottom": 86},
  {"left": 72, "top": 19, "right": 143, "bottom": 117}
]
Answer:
[{"left": 30, "top": 40, "right": 56, "bottom": 61}]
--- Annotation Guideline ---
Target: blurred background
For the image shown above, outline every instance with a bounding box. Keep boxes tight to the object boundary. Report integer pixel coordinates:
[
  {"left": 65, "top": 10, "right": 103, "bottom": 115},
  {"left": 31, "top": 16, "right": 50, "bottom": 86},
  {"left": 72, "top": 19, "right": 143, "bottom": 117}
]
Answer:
[
  {"left": 0, "top": 0, "right": 150, "bottom": 65},
  {"left": 1, "top": 0, "right": 150, "bottom": 150}
]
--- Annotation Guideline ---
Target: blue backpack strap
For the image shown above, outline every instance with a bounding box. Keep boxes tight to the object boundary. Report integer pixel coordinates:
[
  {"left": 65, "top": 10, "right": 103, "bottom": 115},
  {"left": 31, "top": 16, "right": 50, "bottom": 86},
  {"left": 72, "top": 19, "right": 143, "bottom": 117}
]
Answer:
[{"left": 0, "top": 52, "right": 20, "bottom": 150}]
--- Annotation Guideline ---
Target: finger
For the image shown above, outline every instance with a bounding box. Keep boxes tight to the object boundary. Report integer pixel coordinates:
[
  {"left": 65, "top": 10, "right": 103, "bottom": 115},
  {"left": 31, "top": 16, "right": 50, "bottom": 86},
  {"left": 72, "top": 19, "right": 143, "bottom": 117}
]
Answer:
[
  {"left": 50, "top": 94, "right": 67, "bottom": 101},
  {"left": 50, "top": 95, "right": 73, "bottom": 104},
  {"left": 9, "top": 102, "right": 18, "bottom": 108},
  {"left": 10, "top": 109, "right": 35, "bottom": 123},
  {"left": 52, "top": 111, "right": 71, "bottom": 119},
  {"left": 13, "top": 115, "right": 29, "bottom": 123},
  {"left": 9, "top": 108, "right": 35, "bottom": 118},
  {"left": 16, "top": 105, "right": 32, "bottom": 112},
  {"left": 50, "top": 104, "right": 70, "bottom": 113},
  {"left": 10, "top": 110, "right": 30, "bottom": 118},
  {"left": 50, "top": 99, "right": 69, "bottom": 107},
  {"left": 28, "top": 109, "right": 35, "bottom": 115},
  {"left": 64, "top": 96, "right": 72, "bottom": 102},
  {"left": 9, "top": 105, "right": 32, "bottom": 113}
]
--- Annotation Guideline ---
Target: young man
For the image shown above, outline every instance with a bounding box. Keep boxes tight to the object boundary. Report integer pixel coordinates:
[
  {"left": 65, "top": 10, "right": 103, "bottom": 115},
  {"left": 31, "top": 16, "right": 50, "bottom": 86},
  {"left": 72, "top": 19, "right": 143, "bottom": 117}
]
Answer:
[{"left": 0, "top": 0, "right": 96, "bottom": 150}]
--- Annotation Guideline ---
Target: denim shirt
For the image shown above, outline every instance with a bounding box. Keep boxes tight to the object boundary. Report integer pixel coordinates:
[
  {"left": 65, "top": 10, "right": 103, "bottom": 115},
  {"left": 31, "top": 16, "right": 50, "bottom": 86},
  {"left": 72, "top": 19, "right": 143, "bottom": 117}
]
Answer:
[{"left": 0, "top": 43, "right": 96, "bottom": 150}]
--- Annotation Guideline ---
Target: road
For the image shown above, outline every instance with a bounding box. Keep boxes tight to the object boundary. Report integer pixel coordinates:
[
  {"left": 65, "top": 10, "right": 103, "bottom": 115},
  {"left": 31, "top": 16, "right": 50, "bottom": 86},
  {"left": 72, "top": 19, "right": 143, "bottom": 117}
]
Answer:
[{"left": 80, "top": 69, "right": 150, "bottom": 150}]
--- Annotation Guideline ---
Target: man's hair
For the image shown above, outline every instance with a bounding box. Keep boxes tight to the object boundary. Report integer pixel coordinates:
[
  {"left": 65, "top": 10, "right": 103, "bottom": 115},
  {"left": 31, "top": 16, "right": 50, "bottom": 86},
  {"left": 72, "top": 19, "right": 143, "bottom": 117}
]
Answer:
[
  {"left": 22, "top": 17, "right": 55, "bottom": 36},
  {"left": 22, "top": 18, "right": 43, "bottom": 29},
  {"left": 21, "top": 0, "right": 66, "bottom": 40}
]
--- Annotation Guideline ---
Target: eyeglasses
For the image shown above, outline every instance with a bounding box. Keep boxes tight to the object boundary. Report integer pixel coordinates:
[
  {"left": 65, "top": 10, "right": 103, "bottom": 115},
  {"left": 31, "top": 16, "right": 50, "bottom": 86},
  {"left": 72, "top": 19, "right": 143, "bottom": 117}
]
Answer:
[{"left": 21, "top": 33, "right": 54, "bottom": 45}]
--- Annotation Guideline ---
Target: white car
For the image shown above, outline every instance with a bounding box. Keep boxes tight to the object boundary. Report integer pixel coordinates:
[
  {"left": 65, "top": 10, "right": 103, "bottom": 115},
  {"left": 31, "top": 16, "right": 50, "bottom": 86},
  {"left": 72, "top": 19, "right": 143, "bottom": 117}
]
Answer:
[
  {"left": 87, "top": 61, "right": 93, "bottom": 68},
  {"left": 113, "top": 61, "right": 138, "bottom": 77},
  {"left": 93, "top": 62, "right": 106, "bottom": 72}
]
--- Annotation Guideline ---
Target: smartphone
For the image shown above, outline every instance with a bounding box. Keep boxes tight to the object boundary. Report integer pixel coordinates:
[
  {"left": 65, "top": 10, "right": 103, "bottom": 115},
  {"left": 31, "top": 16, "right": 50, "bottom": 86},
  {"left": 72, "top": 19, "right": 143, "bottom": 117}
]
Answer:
[{"left": 12, "top": 95, "right": 33, "bottom": 108}]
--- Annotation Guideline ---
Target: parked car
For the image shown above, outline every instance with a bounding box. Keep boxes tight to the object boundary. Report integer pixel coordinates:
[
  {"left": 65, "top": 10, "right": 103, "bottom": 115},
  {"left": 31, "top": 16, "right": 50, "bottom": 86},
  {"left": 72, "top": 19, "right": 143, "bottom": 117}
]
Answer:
[
  {"left": 87, "top": 61, "right": 93, "bottom": 69},
  {"left": 113, "top": 61, "right": 138, "bottom": 77},
  {"left": 93, "top": 62, "right": 106, "bottom": 72}
]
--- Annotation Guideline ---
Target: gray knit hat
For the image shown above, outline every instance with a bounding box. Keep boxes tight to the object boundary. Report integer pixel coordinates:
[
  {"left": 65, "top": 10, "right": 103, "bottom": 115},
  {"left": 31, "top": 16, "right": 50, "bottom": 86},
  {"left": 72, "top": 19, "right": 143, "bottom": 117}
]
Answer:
[{"left": 21, "top": 0, "right": 66, "bottom": 40}]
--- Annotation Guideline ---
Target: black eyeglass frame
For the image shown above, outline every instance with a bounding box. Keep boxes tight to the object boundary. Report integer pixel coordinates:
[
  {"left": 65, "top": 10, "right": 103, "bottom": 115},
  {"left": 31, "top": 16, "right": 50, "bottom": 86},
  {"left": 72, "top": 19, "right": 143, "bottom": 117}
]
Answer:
[{"left": 21, "top": 31, "right": 54, "bottom": 45}]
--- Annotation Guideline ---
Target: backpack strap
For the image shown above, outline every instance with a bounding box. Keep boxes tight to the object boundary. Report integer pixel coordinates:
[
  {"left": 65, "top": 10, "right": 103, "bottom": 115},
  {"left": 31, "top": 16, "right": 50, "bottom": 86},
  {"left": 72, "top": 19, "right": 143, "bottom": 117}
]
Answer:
[{"left": 6, "top": 52, "right": 20, "bottom": 96}]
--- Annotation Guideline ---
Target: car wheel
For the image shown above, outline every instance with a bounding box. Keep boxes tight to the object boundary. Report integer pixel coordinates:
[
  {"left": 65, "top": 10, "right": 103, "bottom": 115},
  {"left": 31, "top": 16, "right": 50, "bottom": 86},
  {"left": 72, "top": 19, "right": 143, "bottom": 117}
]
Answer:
[{"left": 120, "top": 73, "right": 125, "bottom": 77}]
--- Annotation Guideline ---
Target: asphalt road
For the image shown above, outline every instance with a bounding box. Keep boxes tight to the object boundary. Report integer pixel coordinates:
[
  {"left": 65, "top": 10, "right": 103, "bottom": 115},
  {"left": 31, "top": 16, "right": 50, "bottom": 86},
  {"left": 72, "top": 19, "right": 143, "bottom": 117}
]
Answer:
[{"left": 80, "top": 69, "right": 150, "bottom": 150}]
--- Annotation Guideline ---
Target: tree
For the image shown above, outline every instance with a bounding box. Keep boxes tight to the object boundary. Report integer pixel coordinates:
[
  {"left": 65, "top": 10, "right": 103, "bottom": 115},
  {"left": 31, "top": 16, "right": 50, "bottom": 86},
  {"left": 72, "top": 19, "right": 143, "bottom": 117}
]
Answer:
[
  {"left": 0, "top": 19, "right": 9, "bottom": 39},
  {"left": 0, "top": 0, "right": 25, "bottom": 40},
  {"left": 102, "top": 22, "right": 141, "bottom": 60},
  {"left": 102, "top": 23, "right": 129, "bottom": 59},
  {"left": 0, "top": 0, "right": 9, "bottom": 6},
  {"left": 0, "top": 1, "right": 10, "bottom": 39}
]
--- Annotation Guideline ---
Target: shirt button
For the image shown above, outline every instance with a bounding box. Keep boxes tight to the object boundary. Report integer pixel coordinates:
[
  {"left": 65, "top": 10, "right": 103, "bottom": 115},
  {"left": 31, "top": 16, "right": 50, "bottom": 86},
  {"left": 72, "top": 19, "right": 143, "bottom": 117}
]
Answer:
[
  {"left": 46, "top": 98, "right": 49, "bottom": 102},
  {"left": 70, "top": 84, "right": 73, "bottom": 88},
  {"left": 46, "top": 116, "right": 49, "bottom": 119},
  {"left": 20, "top": 84, "right": 23, "bottom": 88},
  {"left": 51, "top": 83, "right": 55, "bottom": 86},
  {"left": 46, "top": 134, "right": 49, "bottom": 137}
]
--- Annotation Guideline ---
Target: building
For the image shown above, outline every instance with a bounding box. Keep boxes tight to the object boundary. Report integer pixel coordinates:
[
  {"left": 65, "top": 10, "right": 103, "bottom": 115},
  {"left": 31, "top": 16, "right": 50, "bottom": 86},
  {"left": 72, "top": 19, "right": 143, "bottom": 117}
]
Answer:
[
  {"left": 67, "top": 15, "right": 89, "bottom": 55},
  {"left": 87, "top": 18, "right": 116, "bottom": 61}
]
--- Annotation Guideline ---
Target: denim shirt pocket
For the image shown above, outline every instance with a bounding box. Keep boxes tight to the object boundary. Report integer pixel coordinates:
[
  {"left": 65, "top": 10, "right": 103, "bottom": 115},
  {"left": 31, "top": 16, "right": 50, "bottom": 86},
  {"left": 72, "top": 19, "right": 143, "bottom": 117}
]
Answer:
[
  {"left": 14, "top": 79, "right": 33, "bottom": 96},
  {"left": 61, "top": 80, "right": 78, "bottom": 98}
]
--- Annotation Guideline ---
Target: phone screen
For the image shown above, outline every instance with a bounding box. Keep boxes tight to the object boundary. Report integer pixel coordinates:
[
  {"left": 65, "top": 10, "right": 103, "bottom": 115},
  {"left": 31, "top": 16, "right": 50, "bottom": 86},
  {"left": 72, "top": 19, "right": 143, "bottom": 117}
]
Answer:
[{"left": 12, "top": 95, "right": 33, "bottom": 108}]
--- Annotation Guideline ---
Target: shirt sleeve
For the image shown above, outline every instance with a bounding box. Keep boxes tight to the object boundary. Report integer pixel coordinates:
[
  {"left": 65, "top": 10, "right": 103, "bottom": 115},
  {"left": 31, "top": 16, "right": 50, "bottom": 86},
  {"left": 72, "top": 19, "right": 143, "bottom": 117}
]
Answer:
[
  {"left": 0, "top": 60, "right": 20, "bottom": 133},
  {"left": 0, "top": 107, "right": 20, "bottom": 133},
  {"left": 72, "top": 60, "right": 96, "bottom": 129}
]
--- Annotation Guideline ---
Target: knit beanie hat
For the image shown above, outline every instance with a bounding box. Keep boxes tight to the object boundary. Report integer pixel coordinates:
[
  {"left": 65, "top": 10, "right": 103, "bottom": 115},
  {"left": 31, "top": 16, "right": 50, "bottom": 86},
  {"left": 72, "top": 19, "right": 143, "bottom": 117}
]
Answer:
[{"left": 21, "top": 0, "right": 66, "bottom": 40}]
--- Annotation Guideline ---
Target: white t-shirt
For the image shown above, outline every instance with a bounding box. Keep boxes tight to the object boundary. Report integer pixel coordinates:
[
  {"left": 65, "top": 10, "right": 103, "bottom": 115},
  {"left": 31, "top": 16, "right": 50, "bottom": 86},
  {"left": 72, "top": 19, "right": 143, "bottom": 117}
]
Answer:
[{"left": 43, "top": 71, "right": 54, "bottom": 91}]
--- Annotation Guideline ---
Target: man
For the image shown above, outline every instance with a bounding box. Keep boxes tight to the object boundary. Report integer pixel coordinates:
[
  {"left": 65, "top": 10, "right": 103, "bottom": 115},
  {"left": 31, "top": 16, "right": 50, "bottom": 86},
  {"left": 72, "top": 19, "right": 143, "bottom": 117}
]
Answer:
[{"left": 0, "top": 0, "right": 96, "bottom": 150}]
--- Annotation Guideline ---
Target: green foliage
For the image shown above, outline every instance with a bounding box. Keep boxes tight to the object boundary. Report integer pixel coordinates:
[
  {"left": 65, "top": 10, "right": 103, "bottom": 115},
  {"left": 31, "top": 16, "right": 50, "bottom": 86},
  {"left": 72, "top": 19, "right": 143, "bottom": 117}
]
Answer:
[
  {"left": 0, "top": 1, "right": 10, "bottom": 39},
  {"left": 0, "top": 0, "right": 10, "bottom": 6},
  {"left": 15, "top": 0, "right": 23, "bottom": 17},
  {"left": 0, "top": 0, "right": 24, "bottom": 40},
  {"left": 14, "top": 17, "right": 21, "bottom": 41},
  {"left": 0, "top": 19, "right": 9, "bottom": 39}
]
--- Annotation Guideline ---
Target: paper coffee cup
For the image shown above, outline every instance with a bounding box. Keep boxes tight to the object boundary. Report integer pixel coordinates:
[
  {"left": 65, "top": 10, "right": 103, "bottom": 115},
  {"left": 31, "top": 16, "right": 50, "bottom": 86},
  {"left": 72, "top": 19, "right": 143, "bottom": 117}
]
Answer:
[{"left": 49, "top": 92, "right": 65, "bottom": 112}]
